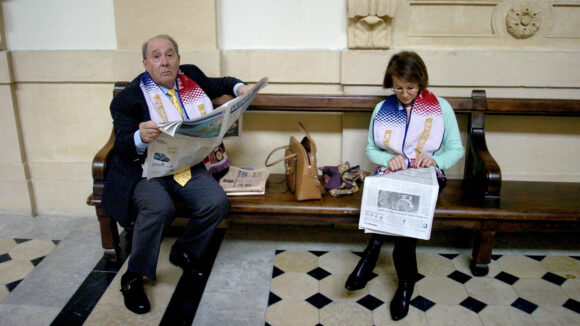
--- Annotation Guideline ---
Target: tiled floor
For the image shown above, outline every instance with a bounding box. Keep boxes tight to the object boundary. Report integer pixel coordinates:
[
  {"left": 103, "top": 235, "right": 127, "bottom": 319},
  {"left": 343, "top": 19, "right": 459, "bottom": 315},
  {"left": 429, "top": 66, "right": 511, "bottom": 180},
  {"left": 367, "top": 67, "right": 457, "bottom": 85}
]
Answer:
[
  {"left": 265, "top": 249, "right": 580, "bottom": 325},
  {"left": 0, "top": 215, "right": 579, "bottom": 326},
  {"left": 0, "top": 238, "right": 59, "bottom": 303}
]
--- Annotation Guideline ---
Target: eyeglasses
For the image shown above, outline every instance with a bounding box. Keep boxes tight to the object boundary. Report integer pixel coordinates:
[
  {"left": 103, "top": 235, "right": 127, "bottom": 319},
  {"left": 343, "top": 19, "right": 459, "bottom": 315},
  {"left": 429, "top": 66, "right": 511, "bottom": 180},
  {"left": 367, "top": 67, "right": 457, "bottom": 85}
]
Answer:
[{"left": 391, "top": 87, "right": 419, "bottom": 95}]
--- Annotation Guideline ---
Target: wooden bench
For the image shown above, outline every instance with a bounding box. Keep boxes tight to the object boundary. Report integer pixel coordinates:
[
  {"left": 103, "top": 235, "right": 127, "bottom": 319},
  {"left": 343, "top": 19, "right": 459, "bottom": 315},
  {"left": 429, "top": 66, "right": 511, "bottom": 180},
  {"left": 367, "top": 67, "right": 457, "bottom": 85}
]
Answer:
[{"left": 87, "top": 84, "right": 580, "bottom": 276}]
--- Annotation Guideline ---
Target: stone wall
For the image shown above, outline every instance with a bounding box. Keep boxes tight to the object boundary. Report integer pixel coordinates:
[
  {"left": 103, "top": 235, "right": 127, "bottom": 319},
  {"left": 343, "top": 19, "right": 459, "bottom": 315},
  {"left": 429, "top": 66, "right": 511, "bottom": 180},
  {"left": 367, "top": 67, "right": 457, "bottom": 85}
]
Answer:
[{"left": 1, "top": 0, "right": 579, "bottom": 216}]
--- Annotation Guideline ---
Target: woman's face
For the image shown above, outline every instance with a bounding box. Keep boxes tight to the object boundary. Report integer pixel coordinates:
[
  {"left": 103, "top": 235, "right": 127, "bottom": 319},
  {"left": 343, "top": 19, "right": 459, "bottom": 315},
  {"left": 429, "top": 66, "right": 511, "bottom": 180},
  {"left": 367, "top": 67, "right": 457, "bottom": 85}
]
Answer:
[{"left": 392, "top": 75, "right": 420, "bottom": 106}]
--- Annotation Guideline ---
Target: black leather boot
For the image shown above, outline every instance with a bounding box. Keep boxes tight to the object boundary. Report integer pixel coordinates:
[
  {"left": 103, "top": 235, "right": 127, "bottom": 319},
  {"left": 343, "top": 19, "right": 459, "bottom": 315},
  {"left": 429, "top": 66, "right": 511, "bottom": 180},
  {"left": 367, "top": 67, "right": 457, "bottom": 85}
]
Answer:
[
  {"left": 390, "top": 280, "right": 415, "bottom": 321},
  {"left": 345, "top": 240, "right": 382, "bottom": 291}
]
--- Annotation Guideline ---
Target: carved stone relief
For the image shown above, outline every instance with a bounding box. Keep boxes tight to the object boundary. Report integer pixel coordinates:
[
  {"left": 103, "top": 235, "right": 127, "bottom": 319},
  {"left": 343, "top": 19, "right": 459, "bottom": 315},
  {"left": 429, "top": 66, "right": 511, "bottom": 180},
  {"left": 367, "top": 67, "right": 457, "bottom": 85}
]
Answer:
[
  {"left": 506, "top": 2, "right": 542, "bottom": 39},
  {"left": 347, "top": 0, "right": 396, "bottom": 49}
]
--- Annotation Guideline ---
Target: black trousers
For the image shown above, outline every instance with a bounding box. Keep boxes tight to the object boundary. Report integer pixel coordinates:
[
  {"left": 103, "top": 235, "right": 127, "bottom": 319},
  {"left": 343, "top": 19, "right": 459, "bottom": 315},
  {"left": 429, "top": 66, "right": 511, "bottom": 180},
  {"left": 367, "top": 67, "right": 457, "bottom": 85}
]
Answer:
[
  {"left": 371, "top": 234, "right": 418, "bottom": 283},
  {"left": 128, "top": 163, "right": 229, "bottom": 280}
]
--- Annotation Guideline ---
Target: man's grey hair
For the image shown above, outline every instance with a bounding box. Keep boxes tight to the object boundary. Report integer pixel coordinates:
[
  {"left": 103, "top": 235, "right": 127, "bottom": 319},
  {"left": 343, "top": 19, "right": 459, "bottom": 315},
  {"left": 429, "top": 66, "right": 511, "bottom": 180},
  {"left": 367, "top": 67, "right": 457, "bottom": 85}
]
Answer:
[{"left": 142, "top": 35, "right": 179, "bottom": 59}]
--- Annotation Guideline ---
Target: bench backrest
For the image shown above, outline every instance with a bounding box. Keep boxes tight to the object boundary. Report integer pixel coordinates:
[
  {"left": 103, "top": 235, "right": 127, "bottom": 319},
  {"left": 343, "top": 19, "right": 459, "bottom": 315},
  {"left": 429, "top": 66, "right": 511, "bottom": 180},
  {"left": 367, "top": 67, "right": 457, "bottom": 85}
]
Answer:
[{"left": 102, "top": 82, "right": 578, "bottom": 207}]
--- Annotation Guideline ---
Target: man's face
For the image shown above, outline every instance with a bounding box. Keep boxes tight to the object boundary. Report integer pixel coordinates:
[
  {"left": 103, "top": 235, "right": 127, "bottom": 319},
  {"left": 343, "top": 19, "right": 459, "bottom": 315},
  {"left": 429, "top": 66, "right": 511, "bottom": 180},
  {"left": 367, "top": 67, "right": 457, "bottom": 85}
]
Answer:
[{"left": 142, "top": 38, "right": 180, "bottom": 89}]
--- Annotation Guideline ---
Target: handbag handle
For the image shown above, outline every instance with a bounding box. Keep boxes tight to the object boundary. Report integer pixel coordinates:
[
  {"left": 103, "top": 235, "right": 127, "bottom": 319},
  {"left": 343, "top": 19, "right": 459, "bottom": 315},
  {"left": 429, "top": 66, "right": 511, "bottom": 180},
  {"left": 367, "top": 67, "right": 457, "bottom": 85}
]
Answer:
[
  {"left": 297, "top": 121, "right": 313, "bottom": 139},
  {"left": 265, "top": 145, "right": 297, "bottom": 167}
]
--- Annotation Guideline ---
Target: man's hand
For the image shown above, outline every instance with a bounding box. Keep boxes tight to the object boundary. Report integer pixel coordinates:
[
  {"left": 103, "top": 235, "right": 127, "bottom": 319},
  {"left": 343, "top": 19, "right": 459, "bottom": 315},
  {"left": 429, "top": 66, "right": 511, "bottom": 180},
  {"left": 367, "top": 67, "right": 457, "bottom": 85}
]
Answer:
[
  {"left": 236, "top": 84, "right": 253, "bottom": 96},
  {"left": 139, "top": 121, "right": 161, "bottom": 143}
]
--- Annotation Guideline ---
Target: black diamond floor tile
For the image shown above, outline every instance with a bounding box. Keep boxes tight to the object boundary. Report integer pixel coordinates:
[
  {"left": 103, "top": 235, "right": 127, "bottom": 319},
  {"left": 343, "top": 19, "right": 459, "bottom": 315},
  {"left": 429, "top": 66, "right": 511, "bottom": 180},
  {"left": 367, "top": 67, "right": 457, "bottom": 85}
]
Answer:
[
  {"left": 30, "top": 256, "right": 45, "bottom": 267},
  {"left": 307, "top": 267, "right": 331, "bottom": 281},
  {"left": 448, "top": 270, "right": 472, "bottom": 284},
  {"left": 14, "top": 238, "right": 30, "bottom": 244},
  {"left": 275, "top": 249, "right": 285, "bottom": 255},
  {"left": 491, "top": 254, "right": 502, "bottom": 261},
  {"left": 460, "top": 296, "right": 487, "bottom": 313},
  {"left": 495, "top": 271, "right": 519, "bottom": 285},
  {"left": 306, "top": 293, "right": 333, "bottom": 309},
  {"left": 268, "top": 292, "right": 282, "bottom": 306},
  {"left": 0, "top": 253, "right": 10, "bottom": 263},
  {"left": 511, "top": 298, "right": 538, "bottom": 314},
  {"left": 272, "top": 266, "right": 284, "bottom": 278},
  {"left": 542, "top": 272, "right": 567, "bottom": 286},
  {"left": 411, "top": 295, "right": 436, "bottom": 312},
  {"left": 440, "top": 253, "right": 459, "bottom": 260},
  {"left": 357, "top": 294, "right": 385, "bottom": 311},
  {"left": 309, "top": 250, "right": 327, "bottom": 257},
  {"left": 6, "top": 279, "right": 22, "bottom": 292},
  {"left": 526, "top": 255, "right": 546, "bottom": 262},
  {"left": 367, "top": 271, "right": 379, "bottom": 283},
  {"left": 563, "top": 298, "right": 580, "bottom": 314},
  {"left": 416, "top": 273, "right": 425, "bottom": 283}
]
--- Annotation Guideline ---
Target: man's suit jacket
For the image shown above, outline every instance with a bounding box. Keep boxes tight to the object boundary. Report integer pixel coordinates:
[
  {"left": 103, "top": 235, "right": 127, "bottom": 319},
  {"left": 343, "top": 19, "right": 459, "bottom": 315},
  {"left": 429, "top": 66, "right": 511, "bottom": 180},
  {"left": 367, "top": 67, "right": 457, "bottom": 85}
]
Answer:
[{"left": 102, "top": 64, "right": 242, "bottom": 228}]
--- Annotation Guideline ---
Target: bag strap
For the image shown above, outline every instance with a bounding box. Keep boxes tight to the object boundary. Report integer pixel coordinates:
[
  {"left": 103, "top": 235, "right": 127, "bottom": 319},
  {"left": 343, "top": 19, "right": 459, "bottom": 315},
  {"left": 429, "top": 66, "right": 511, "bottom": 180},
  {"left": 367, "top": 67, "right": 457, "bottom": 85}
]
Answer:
[{"left": 264, "top": 145, "right": 296, "bottom": 167}]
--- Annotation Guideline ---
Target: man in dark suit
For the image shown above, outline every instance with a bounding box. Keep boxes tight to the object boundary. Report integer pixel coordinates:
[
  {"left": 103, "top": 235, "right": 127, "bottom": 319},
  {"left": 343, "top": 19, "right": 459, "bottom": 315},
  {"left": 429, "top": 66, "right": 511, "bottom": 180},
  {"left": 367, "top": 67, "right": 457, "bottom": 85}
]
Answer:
[{"left": 101, "top": 34, "right": 251, "bottom": 314}]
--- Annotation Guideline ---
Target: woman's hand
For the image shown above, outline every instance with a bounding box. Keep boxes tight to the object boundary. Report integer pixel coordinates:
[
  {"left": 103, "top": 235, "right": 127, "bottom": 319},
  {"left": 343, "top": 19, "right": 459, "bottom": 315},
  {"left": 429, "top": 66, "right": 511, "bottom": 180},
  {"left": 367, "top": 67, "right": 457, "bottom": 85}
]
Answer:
[
  {"left": 139, "top": 121, "right": 161, "bottom": 143},
  {"left": 388, "top": 155, "right": 407, "bottom": 172},
  {"left": 414, "top": 151, "right": 436, "bottom": 168}
]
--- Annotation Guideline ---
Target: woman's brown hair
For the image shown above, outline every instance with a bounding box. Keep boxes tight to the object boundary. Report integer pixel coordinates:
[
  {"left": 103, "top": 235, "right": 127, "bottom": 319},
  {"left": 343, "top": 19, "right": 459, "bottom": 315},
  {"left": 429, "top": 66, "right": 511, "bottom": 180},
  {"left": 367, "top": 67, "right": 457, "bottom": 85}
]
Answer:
[{"left": 383, "top": 51, "right": 429, "bottom": 92}]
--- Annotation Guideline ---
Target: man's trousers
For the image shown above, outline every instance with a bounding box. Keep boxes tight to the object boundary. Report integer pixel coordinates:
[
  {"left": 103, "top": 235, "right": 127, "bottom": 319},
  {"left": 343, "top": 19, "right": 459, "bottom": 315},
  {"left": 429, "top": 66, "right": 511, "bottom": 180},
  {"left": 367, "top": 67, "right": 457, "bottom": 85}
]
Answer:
[{"left": 128, "top": 163, "right": 229, "bottom": 280}]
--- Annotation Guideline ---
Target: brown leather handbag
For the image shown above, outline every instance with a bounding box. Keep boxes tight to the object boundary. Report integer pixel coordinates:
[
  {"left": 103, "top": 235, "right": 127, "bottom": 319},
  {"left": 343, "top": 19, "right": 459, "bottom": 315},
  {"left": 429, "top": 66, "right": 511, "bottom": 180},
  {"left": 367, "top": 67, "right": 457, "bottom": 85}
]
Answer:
[{"left": 265, "top": 122, "right": 325, "bottom": 200}]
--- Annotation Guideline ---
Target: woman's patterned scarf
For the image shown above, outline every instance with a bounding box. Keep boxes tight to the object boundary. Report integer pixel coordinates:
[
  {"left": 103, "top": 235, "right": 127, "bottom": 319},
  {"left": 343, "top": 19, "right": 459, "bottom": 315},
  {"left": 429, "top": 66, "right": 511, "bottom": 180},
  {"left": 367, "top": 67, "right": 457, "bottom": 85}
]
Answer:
[{"left": 372, "top": 90, "right": 444, "bottom": 171}]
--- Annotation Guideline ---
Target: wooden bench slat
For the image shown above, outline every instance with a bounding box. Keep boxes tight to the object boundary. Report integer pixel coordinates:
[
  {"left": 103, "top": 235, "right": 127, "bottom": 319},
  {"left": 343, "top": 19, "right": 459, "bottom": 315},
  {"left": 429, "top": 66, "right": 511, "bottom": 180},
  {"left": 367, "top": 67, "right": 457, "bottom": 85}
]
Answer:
[
  {"left": 211, "top": 93, "right": 477, "bottom": 114},
  {"left": 486, "top": 98, "right": 580, "bottom": 116}
]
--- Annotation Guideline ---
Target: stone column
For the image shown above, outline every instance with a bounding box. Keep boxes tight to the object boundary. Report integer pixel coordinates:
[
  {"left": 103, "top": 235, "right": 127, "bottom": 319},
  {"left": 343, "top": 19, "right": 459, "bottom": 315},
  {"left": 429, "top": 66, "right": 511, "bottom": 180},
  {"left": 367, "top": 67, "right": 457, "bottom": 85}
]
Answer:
[{"left": 0, "top": 6, "right": 35, "bottom": 215}]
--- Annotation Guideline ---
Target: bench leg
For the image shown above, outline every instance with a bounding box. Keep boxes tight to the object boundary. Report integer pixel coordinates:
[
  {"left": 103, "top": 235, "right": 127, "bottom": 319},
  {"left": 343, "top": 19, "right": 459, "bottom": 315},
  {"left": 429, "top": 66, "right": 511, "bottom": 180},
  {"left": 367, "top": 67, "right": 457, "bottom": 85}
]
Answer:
[
  {"left": 96, "top": 207, "right": 121, "bottom": 258},
  {"left": 470, "top": 229, "right": 495, "bottom": 276}
]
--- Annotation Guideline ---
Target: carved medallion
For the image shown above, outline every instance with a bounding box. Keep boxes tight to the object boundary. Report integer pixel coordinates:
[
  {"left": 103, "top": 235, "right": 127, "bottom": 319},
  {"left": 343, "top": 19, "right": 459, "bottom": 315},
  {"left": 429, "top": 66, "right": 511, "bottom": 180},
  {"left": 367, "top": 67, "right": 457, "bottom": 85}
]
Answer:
[{"left": 506, "top": 3, "right": 542, "bottom": 39}]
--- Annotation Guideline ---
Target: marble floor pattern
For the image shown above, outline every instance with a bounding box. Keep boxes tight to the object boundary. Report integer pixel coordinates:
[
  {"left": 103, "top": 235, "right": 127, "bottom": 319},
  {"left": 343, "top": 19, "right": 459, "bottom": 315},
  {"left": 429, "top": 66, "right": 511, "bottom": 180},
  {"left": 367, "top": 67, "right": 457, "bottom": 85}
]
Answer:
[{"left": 0, "top": 215, "right": 578, "bottom": 326}]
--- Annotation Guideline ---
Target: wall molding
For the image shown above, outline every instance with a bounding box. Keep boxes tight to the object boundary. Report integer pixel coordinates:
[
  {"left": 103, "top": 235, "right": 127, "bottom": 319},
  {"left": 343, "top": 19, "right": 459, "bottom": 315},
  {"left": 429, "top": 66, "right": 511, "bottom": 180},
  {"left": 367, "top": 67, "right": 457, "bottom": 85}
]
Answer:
[
  {"left": 407, "top": 0, "right": 501, "bottom": 38},
  {"left": 546, "top": 1, "right": 580, "bottom": 38}
]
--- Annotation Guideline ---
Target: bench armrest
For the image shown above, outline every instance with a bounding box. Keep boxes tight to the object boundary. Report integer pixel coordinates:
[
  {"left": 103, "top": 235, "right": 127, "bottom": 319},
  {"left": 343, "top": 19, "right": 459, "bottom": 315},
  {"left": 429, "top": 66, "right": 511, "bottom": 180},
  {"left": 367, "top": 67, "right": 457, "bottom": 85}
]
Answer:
[
  {"left": 463, "top": 90, "right": 501, "bottom": 207},
  {"left": 88, "top": 129, "right": 115, "bottom": 206}
]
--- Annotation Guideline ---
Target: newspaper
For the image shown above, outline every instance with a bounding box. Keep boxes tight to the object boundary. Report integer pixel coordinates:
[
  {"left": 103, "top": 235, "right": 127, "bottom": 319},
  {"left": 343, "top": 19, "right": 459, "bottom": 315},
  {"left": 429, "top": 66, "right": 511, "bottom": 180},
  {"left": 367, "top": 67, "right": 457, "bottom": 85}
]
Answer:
[
  {"left": 143, "top": 77, "right": 268, "bottom": 179},
  {"left": 358, "top": 167, "right": 439, "bottom": 240},
  {"left": 218, "top": 166, "right": 269, "bottom": 195}
]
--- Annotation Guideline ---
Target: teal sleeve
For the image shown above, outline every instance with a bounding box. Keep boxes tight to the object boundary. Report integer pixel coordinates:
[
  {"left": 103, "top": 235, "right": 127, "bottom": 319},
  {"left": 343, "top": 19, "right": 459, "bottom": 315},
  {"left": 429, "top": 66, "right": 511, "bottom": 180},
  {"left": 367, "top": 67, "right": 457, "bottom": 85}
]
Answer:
[
  {"left": 365, "top": 101, "right": 397, "bottom": 166},
  {"left": 432, "top": 96, "right": 465, "bottom": 170}
]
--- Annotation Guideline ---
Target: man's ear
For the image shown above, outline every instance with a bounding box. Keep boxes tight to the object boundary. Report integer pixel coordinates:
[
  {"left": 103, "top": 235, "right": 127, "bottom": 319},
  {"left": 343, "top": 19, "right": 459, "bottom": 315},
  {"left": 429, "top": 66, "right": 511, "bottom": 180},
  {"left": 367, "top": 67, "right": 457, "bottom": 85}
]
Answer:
[{"left": 142, "top": 59, "right": 147, "bottom": 69}]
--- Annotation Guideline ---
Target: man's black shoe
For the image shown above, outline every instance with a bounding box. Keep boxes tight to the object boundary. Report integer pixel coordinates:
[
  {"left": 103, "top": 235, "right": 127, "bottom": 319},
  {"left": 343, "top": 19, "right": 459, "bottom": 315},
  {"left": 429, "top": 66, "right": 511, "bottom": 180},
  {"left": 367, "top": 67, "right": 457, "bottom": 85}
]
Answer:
[
  {"left": 169, "top": 243, "right": 204, "bottom": 278},
  {"left": 120, "top": 272, "right": 150, "bottom": 314}
]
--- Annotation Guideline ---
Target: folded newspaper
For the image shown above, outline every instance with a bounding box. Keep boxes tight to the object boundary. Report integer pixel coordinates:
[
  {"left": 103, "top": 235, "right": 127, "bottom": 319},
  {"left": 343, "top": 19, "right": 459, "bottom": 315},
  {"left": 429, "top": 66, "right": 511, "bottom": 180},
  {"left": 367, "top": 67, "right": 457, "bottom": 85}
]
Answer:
[
  {"left": 218, "top": 166, "right": 269, "bottom": 196},
  {"left": 358, "top": 166, "right": 439, "bottom": 240},
  {"left": 143, "top": 77, "right": 268, "bottom": 179}
]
